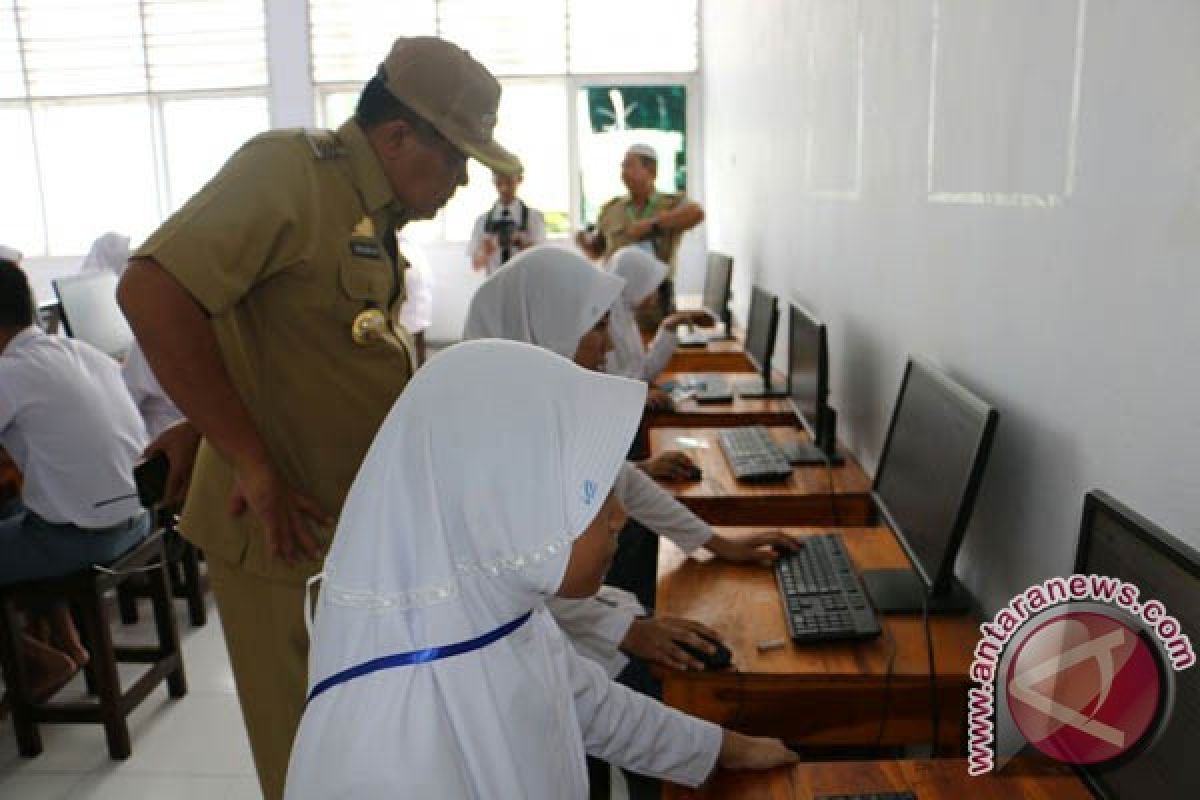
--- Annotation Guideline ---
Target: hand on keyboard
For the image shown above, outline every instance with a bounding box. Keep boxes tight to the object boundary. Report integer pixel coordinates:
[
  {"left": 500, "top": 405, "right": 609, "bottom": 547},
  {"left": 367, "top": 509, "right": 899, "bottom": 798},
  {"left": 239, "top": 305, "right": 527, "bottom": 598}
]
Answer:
[{"left": 706, "top": 531, "right": 800, "bottom": 565}]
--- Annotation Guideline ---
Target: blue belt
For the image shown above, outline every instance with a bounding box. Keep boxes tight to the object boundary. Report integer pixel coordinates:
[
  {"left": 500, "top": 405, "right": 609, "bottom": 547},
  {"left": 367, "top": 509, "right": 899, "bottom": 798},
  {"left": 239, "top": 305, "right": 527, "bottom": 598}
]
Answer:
[{"left": 306, "top": 610, "right": 534, "bottom": 706}]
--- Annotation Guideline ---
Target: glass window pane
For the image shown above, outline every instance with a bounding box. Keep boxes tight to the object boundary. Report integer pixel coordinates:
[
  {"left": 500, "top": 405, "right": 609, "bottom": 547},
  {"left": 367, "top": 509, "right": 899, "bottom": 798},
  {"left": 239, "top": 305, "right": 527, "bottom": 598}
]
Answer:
[
  {"left": 320, "top": 89, "right": 359, "bottom": 128},
  {"left": 162, "top": 95, "right": 269, "bottom": 211},
  {"left": 0, "top": 4, "right": 25, "bottom": 99},
  {"left": 0, "top": 105, "right": 46, "bottom": 256},
  {"left": 17, "top": 0, "right": 147, "bottom": 97},
  {"left": 438, "top": 0, "right": 567, "bottom": 76},
  {"left": 34, "top": 99, "right": 160, "bottom": 254},
  {"left": 441, "top": 79, "right": 569, "bottom": 240},
  {"left": 309, "top": 0, "right": 437, "bottom": 84},
  {"left": 576, "top": 85, "right": 687, "bottom": 224},
  {"left": 568, "top": 0, "right": 697, "bottom": 74},
  {"left": 144, "top": 0, "right": 268, "bottom": 91}
]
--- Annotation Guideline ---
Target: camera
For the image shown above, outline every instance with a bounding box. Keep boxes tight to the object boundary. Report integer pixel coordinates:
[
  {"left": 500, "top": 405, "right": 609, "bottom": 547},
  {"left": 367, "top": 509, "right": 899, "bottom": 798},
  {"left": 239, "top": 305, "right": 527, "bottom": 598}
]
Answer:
[{"left": 484, "top": 215, "right": 517, "bottom": 253}]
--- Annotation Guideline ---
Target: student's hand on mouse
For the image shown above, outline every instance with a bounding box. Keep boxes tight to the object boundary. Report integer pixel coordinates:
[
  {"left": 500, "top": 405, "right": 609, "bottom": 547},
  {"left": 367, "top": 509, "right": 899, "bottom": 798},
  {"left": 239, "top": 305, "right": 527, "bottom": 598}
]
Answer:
[
  {"left": 620, "top": 616, "right": 725, "bottom": 671},
  {"left": 228, "top": 461, "right": 330, "bottom": 564},
  {"left": 717, "top": 730, "right": 799, "bottom": 771},
  {"left": 705, "top": 531, "right": 799, "bottom": 565},
  {"left": 662, "top": 310, "right": 717, "bottom": 333},
  {"left": 639, "top": 450, "right": 698, "bottom": 481},
  {"left": 144, "top": 420, "right": 202, "bottom": 508},
  {"left": 646, "top": 387, "right": 674, "bottom": 411}
]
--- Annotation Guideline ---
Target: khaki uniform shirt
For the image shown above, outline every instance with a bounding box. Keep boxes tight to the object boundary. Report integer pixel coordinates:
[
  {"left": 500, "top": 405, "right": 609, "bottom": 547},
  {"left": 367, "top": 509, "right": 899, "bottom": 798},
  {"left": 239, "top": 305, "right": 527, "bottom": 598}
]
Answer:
[
  {"left": 135, "top": 120, "right": 414, "bottom": 583},
  {"left": 596, "top": 192, "right": 686, "bottom": 277}
]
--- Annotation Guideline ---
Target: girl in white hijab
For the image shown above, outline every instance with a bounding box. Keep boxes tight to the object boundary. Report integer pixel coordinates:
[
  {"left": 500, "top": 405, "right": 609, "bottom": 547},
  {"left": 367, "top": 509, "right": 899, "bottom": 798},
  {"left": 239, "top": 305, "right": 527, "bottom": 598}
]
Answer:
[
  {"left": 284, "top": 340, "right": 793, "bottom": 798},
  {"left": 604, "top": 246, "right": 714, "bottom": 384},
  {"left": 463, "top": 246, "right": 797, "bottom": 675}
]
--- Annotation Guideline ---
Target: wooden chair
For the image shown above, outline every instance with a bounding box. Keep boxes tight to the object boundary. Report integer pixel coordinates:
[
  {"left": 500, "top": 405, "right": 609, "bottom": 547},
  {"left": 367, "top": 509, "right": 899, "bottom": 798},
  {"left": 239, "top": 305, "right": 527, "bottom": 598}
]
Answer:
[
  {"left": 0, "top": 530, "right": 187, "bottom": 758},
  {"left": 117, "top": 513, "right": 208, "bottom": 627}
]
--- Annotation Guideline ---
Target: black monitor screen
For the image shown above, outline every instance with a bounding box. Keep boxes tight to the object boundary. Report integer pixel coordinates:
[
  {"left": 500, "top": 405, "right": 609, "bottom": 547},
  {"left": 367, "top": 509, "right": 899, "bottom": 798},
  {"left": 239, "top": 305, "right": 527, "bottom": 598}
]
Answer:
[
  {"left": 744, "top": 286, "right": 778, "bottom": 376},
  {"left": 702, "top": 252, "right": 733, "bottom": 324},
  {"left": 53, "top": 272, "right": 133, "bottom": 360},
  {"left": 788, "top": 304, "right": 826, "bottom": 440},
  {"left": 872, "top": 359, "right": 998, "bottom": 593},
  {"left": 1074, "top": 492, "right": 1200, "bottom": 800}
]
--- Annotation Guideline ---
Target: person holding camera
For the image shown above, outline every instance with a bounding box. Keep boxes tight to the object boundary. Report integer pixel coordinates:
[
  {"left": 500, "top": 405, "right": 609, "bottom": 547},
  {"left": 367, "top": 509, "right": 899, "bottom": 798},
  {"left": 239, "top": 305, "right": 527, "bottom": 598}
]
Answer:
[{"left": 468, "top": 167, "right": 546, "bottom": 275}]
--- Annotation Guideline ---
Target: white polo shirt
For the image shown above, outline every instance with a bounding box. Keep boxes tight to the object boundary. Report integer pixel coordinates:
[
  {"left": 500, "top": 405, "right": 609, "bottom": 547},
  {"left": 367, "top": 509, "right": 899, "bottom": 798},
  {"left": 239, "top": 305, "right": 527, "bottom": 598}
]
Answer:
[{"left": 0, "top": 327, "right": 148, "bottom": 527}]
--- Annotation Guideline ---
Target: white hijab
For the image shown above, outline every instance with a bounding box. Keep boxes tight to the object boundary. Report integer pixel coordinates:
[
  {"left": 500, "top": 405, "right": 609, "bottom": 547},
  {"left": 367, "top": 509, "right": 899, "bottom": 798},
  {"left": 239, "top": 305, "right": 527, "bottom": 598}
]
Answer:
[
  {"left": 79, "top": 232, "right": 131, "bottom": 276},
  {"left": 286, "top": 339, "right": 646, "bottom": 799},
  {"left": 609, "top": 245, "right": 667, "bottom": 308},
  {"left": 463, "top": 244, "right": 624, "bottom": 359}
]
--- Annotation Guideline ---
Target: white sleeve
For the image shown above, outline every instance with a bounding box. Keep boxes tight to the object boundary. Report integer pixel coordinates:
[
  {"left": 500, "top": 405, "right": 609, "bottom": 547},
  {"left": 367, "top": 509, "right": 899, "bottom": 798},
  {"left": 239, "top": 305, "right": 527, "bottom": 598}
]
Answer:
[
  {"left": 604, "top": 307, "right": 648, "bottom": 380},
  {"left": 544, "top": 586, "right": 642, "bottom": 677},
  {"left": 529, "top": 208, "right": 547, "bottom": 245},
  {"left": 641, "top": 328, "right": 678, "bottom": 382},
  {"left": 122, "top": 343, "right": 184, "bottom": 438},
  {"left": 466, "top": 213, "right": 487, "bottom": 260},
  {"left": 614, "top": 463, "right": 713, "bottom": 554},
  {"left": 565, "top": 630, "right": 722, "bottom": 787}
]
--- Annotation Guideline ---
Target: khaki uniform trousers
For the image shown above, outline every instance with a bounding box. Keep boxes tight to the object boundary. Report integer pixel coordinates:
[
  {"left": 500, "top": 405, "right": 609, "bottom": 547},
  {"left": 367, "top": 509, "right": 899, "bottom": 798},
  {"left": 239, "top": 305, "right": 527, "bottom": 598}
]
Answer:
[{"left": 208, "top": 553, "right": 312, "bottom": 800}]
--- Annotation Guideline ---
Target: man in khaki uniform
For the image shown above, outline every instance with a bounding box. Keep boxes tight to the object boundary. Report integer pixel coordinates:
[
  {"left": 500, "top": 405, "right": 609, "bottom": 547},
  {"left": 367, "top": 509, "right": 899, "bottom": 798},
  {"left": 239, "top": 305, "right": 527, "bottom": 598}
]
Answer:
[
  {"left": 577, "top": 143, "right": 705, "bottom": 327},
  {"left": 117, "top": 38, "right": 519, "bottom": 800}
]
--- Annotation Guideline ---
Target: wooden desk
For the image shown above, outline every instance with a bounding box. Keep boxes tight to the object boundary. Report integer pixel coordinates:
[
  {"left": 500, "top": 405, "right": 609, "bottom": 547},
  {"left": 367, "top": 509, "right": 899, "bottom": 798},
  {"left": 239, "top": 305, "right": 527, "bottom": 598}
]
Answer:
[
  {"left": 669, "top": 758, "right": 1092, "bottom": 799},
  {"left": 657, "top": 527, "right": 979, "bottom": 751},
  {"left": 647, "top": 372, "right": 796, "bottom": 429},
  {"left": 649, "top": 428, "right": 873, "bottom": 526},
  {"left": 666, "top": 339, "right": 755, "bottom": 374}
]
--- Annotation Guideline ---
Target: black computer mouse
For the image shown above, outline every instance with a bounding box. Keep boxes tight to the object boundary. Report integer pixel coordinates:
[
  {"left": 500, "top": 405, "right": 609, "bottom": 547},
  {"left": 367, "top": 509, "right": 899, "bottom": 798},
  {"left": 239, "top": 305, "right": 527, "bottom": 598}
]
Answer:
[
  {"left": 684, "top": 464, "right": 703, "bottom": 481},
  {"left": 675, "top": 635, "right": 732, "bottom": 671}
]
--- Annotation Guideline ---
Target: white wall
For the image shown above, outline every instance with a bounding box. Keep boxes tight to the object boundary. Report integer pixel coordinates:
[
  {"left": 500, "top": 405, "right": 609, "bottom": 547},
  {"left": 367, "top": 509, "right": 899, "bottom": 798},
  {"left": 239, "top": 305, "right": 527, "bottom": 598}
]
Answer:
[{"left": 702, "top": 0, "right": 1200, "bottom": 612}]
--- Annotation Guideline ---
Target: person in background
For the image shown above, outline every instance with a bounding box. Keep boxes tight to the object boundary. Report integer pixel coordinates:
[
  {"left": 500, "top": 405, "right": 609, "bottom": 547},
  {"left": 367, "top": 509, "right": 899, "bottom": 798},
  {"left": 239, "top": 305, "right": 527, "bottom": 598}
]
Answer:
[
  {"left": 0, "top": 253, "right": 151, "bottom": 698},
  {"left": 283, "top": 340, "right": 796, "bottom": 799},
  {"left": 397, "top": 233, "right": 434, "bottom": 366},
  {"left": 468, "top": 167, "right": 546, "bottom": 275},
  {"left": 575, "top": 144, "right": 704, "bottom": 329},
  {"left": 117, "top": 36, "right": 521, "bottom": 800},
  {"left": 78, "top": 232, "right": 132, "bottom": 276}
]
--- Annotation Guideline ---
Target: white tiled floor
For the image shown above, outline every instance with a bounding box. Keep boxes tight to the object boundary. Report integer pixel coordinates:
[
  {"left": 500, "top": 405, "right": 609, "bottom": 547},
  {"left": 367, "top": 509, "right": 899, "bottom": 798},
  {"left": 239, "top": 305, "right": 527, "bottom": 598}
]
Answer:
[
  {"left": 0, "top": 598, "right": 631, "bottom": 800},
  {"left": 0, "top": 599, "right": 260, "bottom": 799}
]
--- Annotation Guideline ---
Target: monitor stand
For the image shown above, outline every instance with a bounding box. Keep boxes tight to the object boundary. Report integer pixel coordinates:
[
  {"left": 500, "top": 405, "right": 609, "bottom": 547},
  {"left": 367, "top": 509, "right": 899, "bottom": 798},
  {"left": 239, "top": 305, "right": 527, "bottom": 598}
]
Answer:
[{"left": 859, "top": 568, "right": 972, "bottom": 614}]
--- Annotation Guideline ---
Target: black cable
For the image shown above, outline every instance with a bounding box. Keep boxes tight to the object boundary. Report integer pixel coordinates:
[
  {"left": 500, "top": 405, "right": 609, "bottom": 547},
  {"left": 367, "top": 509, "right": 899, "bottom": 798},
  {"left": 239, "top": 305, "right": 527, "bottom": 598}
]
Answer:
[{"left": 921, "top": 590, "right": 940, "bottom": 755}]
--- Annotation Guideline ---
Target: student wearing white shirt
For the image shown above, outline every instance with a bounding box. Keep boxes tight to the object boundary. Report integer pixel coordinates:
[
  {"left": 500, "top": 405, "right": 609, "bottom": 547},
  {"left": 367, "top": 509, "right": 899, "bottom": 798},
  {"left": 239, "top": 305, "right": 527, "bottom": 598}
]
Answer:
[
  {"left": 467, "top": 168, "right": 546, "bottom": 274},
  {"left": 0, "top": 254, "right": 152, "bottom": 695},
  {"left": 283, "top": 340, "right": 796, "bottom": 799}
]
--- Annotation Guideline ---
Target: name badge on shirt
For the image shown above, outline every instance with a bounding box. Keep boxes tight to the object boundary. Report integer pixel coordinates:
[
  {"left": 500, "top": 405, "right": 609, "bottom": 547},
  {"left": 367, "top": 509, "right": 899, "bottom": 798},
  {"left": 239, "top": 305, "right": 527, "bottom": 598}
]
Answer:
[{"left": 349, "top": 239, "right": 383, "bottom": 259}]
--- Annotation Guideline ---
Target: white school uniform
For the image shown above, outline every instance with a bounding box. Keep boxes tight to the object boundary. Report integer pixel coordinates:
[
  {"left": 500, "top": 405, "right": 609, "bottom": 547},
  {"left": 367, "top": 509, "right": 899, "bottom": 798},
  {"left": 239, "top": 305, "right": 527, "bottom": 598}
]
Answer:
[
  {"left": 462, "top": 246, "right": 717, "bottom": 676},
  {"left": 284, "top": 340, "right": 721, "bottom": 799},
  {"left": 0, "top": 328, "right": 147, "bottom": 527},
  {"left": 604, "top": 246, "right": 677, "bottom": 382}
]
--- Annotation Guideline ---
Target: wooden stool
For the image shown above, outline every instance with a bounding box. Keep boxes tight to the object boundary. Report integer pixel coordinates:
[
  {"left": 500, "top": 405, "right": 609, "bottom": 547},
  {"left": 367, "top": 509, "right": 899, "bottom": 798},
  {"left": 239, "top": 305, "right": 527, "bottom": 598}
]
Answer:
[
  {"left": 0, "top": 530, "right": 188, "bottom": 759},
  {"left": 117, "top": 513, "right": 208, "bottom": 627}
]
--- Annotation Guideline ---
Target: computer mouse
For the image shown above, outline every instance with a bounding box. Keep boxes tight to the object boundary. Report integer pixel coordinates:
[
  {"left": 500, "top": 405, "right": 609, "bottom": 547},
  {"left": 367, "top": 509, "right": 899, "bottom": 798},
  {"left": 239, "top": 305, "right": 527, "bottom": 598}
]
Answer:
[
  {"left": 675, "top": 635, "right": 732, "bottom": 671},
  {"left": 684, "top": 464, "right": 703, "bottom": 481}
]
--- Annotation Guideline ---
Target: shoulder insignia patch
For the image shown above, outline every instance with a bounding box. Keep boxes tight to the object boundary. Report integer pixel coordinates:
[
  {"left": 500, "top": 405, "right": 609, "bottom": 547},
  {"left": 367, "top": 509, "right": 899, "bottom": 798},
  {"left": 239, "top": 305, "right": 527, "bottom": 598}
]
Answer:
[{"left": 304, "top": 129, "right": 346, "bottom": 161}]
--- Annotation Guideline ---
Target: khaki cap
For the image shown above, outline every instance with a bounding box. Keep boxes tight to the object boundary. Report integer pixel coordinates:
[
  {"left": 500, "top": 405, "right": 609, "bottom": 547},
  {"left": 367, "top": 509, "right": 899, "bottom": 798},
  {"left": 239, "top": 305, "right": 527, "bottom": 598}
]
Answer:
[{"left": 381, "top": 37, "right": 522, "bottom": 176}]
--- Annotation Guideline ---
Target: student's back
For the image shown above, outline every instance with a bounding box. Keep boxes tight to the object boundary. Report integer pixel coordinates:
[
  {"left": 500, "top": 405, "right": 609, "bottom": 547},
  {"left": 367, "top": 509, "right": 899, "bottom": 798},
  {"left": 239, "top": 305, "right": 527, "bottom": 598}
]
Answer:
[{"left": 0, "top": 328, "right": 147, "bottom": 528}]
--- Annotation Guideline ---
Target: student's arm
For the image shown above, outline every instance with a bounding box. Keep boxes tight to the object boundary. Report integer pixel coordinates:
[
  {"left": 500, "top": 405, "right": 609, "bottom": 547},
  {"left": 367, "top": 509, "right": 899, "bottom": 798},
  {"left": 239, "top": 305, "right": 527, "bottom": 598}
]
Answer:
[
  {"left": 641, "top": 328, "right": 678, "bottom": 382},
  {"left": 544, "top": 589, "right": 642, "bottom": 676},
  {"left": 615, "top": 464, "right": 798, "bottom": 563}
]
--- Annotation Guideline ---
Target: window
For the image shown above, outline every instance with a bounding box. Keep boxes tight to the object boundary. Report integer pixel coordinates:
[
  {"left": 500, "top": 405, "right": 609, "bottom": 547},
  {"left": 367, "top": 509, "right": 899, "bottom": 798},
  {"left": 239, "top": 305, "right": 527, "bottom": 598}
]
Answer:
[
  {"left": 1, "top": 0, "right": 270, "bottom": 256},
  {"left": 309, "top": 0, "right": 698, "bottom": 242}
]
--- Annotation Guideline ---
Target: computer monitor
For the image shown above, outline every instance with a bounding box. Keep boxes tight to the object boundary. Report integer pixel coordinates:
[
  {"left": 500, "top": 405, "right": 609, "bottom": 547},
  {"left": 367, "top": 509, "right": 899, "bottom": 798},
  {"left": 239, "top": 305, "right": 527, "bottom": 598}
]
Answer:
[
  {"left": 862, "top": 358, "right": 999, "bottom": 613},
  {"left": 1073, "top": 491, "right": 1200, "bottom": 799},
  {"left": 700, "top": 252, "right": 733, "bottom": 335},
  {"left": 53, "top": 272, "right": 133, "bottom": 360},
  {"left": 743, "top": 285, "right": 780, "bottom": 383},
  {"left": 784, "top": 303, "right": 841, "bottom": 464}
]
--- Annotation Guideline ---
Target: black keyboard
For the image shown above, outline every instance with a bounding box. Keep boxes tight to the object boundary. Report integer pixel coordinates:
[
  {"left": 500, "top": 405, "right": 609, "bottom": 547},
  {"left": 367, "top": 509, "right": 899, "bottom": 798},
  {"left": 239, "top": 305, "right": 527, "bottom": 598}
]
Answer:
[
  {"left": 717, "top": 426, "right": 793, "bottom": 481},
  {"left": 775, "top": 534, "right": 881, "bottom": 642},
  {"left": 816, "top": 793, "right": 916, "bottom": 800}
]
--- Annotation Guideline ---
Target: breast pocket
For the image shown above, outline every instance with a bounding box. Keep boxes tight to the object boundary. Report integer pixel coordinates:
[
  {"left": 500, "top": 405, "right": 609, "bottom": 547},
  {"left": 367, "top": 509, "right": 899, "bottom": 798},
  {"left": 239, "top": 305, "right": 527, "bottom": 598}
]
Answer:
[{"left": 336, "top": 249, "right": 395, "bottom": 322}]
